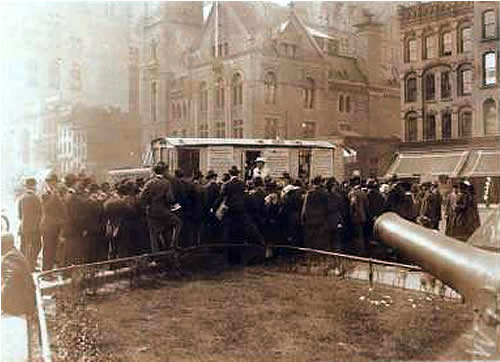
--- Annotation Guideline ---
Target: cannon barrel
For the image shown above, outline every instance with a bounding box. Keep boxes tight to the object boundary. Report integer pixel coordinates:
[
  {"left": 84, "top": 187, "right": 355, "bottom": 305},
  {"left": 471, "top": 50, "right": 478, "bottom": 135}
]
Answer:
[{"left": 374, "top": 212, "right": 500, "bottom": 303}]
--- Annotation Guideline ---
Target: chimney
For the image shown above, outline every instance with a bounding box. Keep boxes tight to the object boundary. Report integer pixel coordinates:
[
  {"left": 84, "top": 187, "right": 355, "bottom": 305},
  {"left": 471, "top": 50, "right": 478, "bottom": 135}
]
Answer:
[{"left": 353, "top": 9, "right": 384, "bottom": 85}]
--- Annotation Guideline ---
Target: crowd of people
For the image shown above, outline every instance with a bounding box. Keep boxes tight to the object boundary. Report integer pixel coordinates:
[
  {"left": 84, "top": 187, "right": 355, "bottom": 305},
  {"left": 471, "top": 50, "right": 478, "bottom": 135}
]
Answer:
[{"left": 14, "top": 159, "right": 482, "bottom": 272}]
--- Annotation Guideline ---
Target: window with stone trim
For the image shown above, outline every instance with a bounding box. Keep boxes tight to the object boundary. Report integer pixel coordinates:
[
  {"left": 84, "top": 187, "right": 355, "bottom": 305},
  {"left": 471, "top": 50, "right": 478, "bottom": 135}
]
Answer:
[
  {"left": 424, "top": 73, "right": 435, "bottom": 100},
  {"left": 232, "top": 73, "right": 243, "bottom": 106},
  {"left": 199, "top": 82, "right": 208, "bottom": 112},
  {"left": 441, "top": 72, "right": 451, "bottom": 99},
  {"left": 459, "top": 68, "right": 472, "bottom": 95},
  {"left": 339, "top": 94, "right": 344, "bottom": 112},
  {"left": 483, "top": 10, "right": 497, "bottom": 39},
  {"left": 423, "top": 114, "right": 436, "bottom": 141},
  {"left": 151, "top": 81, "right": 157, "bottom": 122},
  {"left": 405, "top": 38, "right": 417, "bottom": 63},
  {"left": 265, "top": 118, "right": 278, "bottom": 139},
  {"left": 303, "top": 78, "right": 315, "bottom": 109},
  {"left": 215, "top": 121, "right": 225, "bottom": 138},
  {"left": 406, "top": 113, "right": 418, "bottom": 142},
  {"left": 424, "top": 35, "right": 436, "bottom": 60},
  {"left": 215, "top": 78, "right": 225, "bottom": 109},
  {"left": 405, "top": 77, "right": 417, "bottom": 102},
  {"left": 232, "top": 119, "right": 243, "bottom": 138},
  {"left": 441, "top": 31, "right": 452, "bottom": 56},
  {"left": 441, "top": 111, "right": 452, "bottom": 139},
  {"left": 483, "top": 52, "right": 497, "bottom": 86},
  {"left": 346, "top": 96, "right": 351, "bottom": 113},
  {"left": 199, "top": 124, "right": 209, "bottom": 138},
  {"left": 483, "top": 99, "right": 497, "bottom": 135},
  {"left": 459, "top": 109, "right": 472, "bottom": 138},
  {"left": 301, "top": 121, "right": 316, "bottom": 139},
  {"left": 460, "top": 27, "right": 472, "bottom": 53},
  {"left": 264, "top": 72, "right": 277, "bottom": 105}
]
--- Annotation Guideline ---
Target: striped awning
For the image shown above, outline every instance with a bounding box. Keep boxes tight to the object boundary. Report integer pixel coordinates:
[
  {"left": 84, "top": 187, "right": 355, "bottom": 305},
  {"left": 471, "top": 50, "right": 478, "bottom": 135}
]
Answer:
[
  {"left": 386, "top": 151, "right": 469, "bottom": 178},
  {"left": 460, "top": 150, "right": 500, "bottom": 177}
]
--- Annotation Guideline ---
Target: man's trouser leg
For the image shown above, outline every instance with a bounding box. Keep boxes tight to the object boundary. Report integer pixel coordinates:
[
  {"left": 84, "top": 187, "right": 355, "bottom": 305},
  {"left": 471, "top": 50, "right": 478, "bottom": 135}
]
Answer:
[
  {"left": 168, "top": 214, "right": 182, "bottom": 249},
  {"left": 147, "top": 218, "right": 161, "bottom": 253},
  {"left": 42, "top": 226, "right": 60, "bottom": 271}
]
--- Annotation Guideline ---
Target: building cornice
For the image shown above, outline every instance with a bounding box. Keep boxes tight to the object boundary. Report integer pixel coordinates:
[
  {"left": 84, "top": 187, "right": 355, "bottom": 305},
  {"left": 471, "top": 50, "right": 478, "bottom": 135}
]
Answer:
[{"left": 399, "top": 2, "right": 474, "bottom": 29}]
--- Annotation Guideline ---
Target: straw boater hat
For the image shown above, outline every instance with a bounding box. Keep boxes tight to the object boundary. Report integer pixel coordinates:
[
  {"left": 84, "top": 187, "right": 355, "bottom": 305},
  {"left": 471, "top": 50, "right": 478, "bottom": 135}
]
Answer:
[{"left": 255, "top": 157, "right": 266, "bottom": 164}]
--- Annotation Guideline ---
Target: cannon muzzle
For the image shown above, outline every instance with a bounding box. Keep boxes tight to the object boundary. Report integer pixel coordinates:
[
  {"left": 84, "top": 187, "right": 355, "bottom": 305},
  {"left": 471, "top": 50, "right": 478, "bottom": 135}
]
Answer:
[
  {"left": 375, "top": 212, "right": 500, "bottom": 358},
  {"left": 374, "top": 212, "right": 500, "bottom": 303}
]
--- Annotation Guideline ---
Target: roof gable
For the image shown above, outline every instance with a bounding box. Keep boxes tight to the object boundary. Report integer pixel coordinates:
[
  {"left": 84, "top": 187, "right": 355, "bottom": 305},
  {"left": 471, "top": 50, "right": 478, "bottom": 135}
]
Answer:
[{"left": 277, "top": 11, "right": 325, "bottom": 59}]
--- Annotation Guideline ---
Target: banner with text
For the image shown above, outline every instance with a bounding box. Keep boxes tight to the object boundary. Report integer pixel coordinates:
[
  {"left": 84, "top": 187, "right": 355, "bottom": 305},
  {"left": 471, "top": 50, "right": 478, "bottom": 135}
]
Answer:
[
  {"left": 207, "top": 146, "right": 235, "bottom": 177},
  {"left": 263, "top": 148, "right": 290, "bottom": 178},
  {"left": 311, "top": 149, "right": 333, "bottom": 178}
]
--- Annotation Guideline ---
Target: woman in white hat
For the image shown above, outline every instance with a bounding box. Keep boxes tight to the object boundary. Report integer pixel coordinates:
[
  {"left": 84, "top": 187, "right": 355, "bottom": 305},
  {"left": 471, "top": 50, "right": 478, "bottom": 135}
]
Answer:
[{"left": 252, "top": 157, "right": 270, "bottom": 179}]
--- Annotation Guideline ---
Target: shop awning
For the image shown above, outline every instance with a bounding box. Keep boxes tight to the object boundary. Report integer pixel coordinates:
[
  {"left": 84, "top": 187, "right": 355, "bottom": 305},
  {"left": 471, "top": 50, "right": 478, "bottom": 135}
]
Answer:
[
  {"left": 460, "top": 150, "right": 500, "bottom": 177},
  {"left": 386, "top": 151, "right": 469, "bottom": 178}
]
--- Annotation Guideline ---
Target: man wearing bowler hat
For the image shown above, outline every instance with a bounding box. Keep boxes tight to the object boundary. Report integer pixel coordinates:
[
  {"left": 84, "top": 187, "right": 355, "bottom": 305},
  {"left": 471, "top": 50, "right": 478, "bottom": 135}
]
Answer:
[{"left": 18, "top": 177, "right": 42, "bottom": 271}]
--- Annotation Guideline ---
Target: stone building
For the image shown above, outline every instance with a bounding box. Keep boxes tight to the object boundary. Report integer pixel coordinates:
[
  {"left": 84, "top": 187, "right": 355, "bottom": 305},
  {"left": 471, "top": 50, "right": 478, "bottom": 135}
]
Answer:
[
  {"left": 3, "top": 2, "right": 143, "bottom": 181},
  {"left": 139, "top": 2, "right": 401, "bottom": 180},
  {"left": 390, "top": 1, "right": 499, "bottom": 202}
]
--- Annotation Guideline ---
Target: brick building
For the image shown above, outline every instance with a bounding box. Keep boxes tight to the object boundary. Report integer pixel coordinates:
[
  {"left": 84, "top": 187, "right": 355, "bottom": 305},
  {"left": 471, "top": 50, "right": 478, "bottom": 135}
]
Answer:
[
  {"left": 139, "top": 2, "right": 401, "bottom": 180},
  {"left": 390, "top": 1, "right": 499, "bottom": 202}
]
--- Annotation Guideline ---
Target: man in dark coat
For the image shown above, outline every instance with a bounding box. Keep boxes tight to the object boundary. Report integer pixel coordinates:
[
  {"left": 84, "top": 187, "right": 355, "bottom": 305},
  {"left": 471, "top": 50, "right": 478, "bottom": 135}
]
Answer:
[
  {"left": 301, "top": 176, "right": 330, "bottom": 250},
  {"left": 324, "top": 178, "right": 343, "bottom": 251},
  {"left": 40, "top": 174, "right": 66, "bottom": 270},
  {"left": 65, "top": 181, "right": 89, "bottom": 265},
  {"left": 246, "top": 176, "right": 267, "bottom": 237},
  {"left": 448, "top": 181, "right": 474, "bottom": 241},
  {"left": 348, "top": 179, "right": 369, "bottom": 256},
  {"left": 365, "top": 179, "right": 385, "bottom": 243},
  {"left": 221, "top": 166, "right": 264, "bottom": 264},
  {"left": 1, "top": 233, "right": 36, "bottom": 316},
  {"left": 18, "top": 178, "right": 42, "bottom": 271},
  {"left": 419, "top": 182, "right": 442, "bottom": 230},
  {"left": 139, "top": 163, "right": 181, "bottom": 252},
  {"left": 202, "top": 170, "right": 220, "bottom": 243}
]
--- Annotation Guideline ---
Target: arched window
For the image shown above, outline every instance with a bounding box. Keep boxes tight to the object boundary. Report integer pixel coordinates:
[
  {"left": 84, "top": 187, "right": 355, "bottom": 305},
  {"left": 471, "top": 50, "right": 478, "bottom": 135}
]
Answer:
[
  {"left": 345, "top": 96, "right": 351, "bottom": 113},
  {"left": 441, "top": 71, "right": 451, "bottom": 99},
  {"left": 264, "top": 72, "right": 277, "bottom": 105},
  {"left": 424, "top": 73, "right": 435, "bottom": 100},
  {"left": 483, "top": 10, "right": 496, "bottom": 39},
  {"left": 405, "top": 113, "right": 418, "bottom": 142},
  {"left": 215, "top": 78, "right": 225, "bottom": 109},
  {"left": 199, "top": 82, "right": 208, "bottom": 112},
  {"left": 232, "top": 73, "right": 243, "bottom": 106},
  {"left": 483, "top": 52, "right": 497, "bottom": 86},
  {"left": 339, "top": 94, "right": 344, "bottom": 112},
  {"left": 459, "top": 108, "right": 472, "bottom": 137},
  {"left": 459, "top": 26, "right": 472, "bottom": 53},
  {"left": 440, "top": 31, "right": 452, "bottom": 56},
  {"left": 423, "top": 113, "right": 436, "bottom": 141},
  {"left": 483, "top": 99, "right": 498, "bottom": 135},
  {"left": 441, "top": 111, "right": 452, "bottom": 139},
  {"left": 405, "top": 76, "right": 417, "bottom": 102},
  {"left": 303, "top": 78, "right": 314, "bottom": 109}
]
